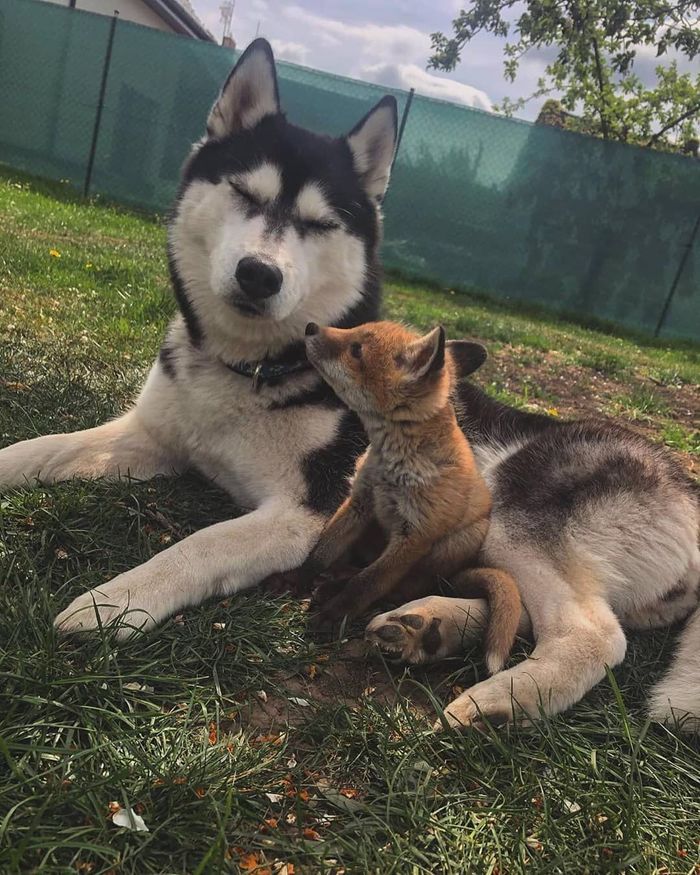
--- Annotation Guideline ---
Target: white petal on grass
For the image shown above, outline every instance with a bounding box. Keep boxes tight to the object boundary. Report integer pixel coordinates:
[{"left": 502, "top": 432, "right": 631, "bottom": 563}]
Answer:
[
  {"left": 123, "top": 682, "right": 154, "bottom": 693},
  {"left": 288, "top": 697, "right": 310, "bottom": 707},
  {"left": 112, "top": 807, "right": 149, "bottom": 832},
  {"left": 265, "top": 792, "right": 284, "bottom": 803},
  {"left": 563, "top": 799, "right": 581, "bottom": 813}
]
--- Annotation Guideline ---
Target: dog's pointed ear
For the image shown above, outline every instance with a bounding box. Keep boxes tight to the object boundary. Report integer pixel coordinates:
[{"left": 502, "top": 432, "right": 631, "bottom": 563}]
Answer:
[
  {"left": 402, "top": 326, "right": 446, "bottom": 380},
  {"left": 206, "top": 39, "right": 280, "bottom": 139},
  {"left": 346, "top": 96, "right": 398, "bottom": 202},
  {"left": 447, "top": 340, "right": 488, "bottom": 377}
]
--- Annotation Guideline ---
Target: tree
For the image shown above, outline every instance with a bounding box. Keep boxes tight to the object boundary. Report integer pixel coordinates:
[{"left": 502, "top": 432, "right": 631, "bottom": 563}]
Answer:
[{"left": 429, "top": 0, "right": 700, "bottom": 150}]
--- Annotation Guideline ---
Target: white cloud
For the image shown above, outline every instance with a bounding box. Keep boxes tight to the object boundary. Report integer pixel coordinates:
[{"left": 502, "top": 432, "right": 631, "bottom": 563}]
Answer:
[
  {"left": 282, "top": 5, "right": 430, "bottom": 65},
  {"left": 362, "top": 62, "right": 492, "bottom": 110},
  {"left": 270, "top": 39, "right": 310, "bottom": 64}
]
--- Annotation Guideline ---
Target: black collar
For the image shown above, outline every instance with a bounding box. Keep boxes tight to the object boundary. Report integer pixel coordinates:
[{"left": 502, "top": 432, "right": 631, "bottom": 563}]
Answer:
[{"left": 221, "top": 345, "right": 313, "bottom": 392}]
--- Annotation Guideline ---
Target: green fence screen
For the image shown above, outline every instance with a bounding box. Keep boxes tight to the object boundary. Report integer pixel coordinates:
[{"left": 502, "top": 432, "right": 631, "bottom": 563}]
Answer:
[{"left": 1, "top": 0, "right": 698, "bottom": 341}]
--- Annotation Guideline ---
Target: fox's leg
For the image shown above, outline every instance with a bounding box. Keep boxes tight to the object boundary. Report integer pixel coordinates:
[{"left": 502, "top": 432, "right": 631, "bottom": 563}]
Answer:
[
  {"left": 319, "top": 532, "right": 434, "bottom": 621},
  {"left": 304, "top": 493, "right": 373, "bottom": 574},
  {"left": 0, "top": 409, "right": 179, "bottom": 488}
]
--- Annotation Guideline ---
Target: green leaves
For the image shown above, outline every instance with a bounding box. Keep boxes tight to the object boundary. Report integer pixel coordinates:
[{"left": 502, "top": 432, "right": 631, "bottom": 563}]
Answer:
[{"left": 430, "top": 0, "right": 700, "bottom": 150}]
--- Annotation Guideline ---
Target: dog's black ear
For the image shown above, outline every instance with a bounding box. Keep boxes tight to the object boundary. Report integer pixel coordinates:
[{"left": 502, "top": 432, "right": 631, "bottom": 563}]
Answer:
[
  {"left": 206, "top": 39, "right": 280, "bottom": 139},
  {"left": 447, "top": 340, "right": 488, "bottom": 377},
  {"left": 346, "top": 96, "right": 398, "bottom": 202}
]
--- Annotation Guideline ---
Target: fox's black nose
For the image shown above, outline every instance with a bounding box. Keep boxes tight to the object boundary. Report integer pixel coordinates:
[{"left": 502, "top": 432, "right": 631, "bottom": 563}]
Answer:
[
  {"left": 305, "top": 322, "right": 320, "bottom": 337},
  {"left": 235, "top": 257, "right": 283, "bottom": 300}
]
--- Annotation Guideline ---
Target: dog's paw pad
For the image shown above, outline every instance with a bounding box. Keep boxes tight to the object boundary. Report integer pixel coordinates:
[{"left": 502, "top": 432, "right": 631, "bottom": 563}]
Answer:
[{"left": 365, "top": 609, "right": 443, "bottom": 664}]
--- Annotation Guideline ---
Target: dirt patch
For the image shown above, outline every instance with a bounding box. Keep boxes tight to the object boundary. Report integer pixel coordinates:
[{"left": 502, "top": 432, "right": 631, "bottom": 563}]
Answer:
[{"left": 240, "top": 635, "right": 461, "bottom": 733}]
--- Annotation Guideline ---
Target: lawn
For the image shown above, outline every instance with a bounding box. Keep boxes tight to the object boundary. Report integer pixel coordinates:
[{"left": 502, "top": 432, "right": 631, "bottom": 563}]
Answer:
[{"left": 0, "top": 169, "right": 699, "bottom": 874}]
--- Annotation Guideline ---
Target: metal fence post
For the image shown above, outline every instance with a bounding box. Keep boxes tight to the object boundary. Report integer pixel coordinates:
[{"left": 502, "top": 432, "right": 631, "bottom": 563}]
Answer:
[
  {"left": 654, "top": 212, "right": 700, "bottom": 337},
  {"left": 84, "top": 11, "right": 119, "bottom": 198},
  {"left": 391, "top": 87, "right": 415, "bottom": 172}
]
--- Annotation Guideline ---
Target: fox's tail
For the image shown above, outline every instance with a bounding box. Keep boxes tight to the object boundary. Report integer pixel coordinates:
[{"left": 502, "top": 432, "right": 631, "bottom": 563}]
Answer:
[{"left": 451, "top": 567, "right": 524, "bottom": 675}]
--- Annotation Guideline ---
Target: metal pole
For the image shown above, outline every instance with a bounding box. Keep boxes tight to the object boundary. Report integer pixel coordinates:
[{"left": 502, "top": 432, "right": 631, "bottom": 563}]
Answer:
[
  {"left": 654, "top": 212, "right": 700, "bottom": 337},
  {"left": 84, "top": 12, "right": 118, "bottom": 199},
  {"left": 391, "top": 87, "right": 415, "bottom": 172}
]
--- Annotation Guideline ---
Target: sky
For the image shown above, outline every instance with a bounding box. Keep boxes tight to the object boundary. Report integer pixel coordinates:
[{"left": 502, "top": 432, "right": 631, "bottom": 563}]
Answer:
[
  {"left": 191, "top": 0, "right": 546, "bottom": 116},
  {"left": 190, "top": 0, "right": 693, "bottom": 121}
]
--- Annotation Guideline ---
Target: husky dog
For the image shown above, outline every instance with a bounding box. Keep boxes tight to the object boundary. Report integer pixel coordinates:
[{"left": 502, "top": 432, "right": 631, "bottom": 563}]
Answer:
[{"left": 0, "top": 40, "right": 697, "bottom": 731}]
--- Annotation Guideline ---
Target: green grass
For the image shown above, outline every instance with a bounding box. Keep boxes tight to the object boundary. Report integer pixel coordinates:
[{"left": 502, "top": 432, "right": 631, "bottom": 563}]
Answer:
[{"left": 1, "top": 169, "right": 699, "bottom": 874}]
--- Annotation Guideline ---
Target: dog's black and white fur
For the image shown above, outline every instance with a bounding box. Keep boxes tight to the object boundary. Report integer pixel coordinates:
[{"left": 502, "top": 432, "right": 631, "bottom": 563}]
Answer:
[{"left": 1, "top": 40, "right": 698, "bottom": 731}]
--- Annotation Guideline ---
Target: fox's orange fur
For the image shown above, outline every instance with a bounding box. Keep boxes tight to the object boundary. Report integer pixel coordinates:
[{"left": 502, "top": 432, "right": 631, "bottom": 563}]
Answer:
[{"left": 302, "top": 320, "right": 523, "bottom": 674}]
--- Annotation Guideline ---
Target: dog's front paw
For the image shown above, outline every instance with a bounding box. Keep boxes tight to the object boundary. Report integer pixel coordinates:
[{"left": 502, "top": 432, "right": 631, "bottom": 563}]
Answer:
[
  {"left": 434, "top": 677, "right": 524, "bottom": 731},
  {"left": 54, "top": 572, "right": 159, "bottom": 639}
]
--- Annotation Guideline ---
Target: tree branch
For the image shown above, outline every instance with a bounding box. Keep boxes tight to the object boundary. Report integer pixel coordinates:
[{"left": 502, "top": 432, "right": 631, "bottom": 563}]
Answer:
[
  {"left": 647, "top": 100, "right": 700, "bottom": 145},
  {"left": 591, "top": 34, "right": 611, "bottom": 139}
]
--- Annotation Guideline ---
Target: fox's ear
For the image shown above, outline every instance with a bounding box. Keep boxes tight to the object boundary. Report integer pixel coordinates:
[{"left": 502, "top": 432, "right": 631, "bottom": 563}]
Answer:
[
  {"left": 346, "top": 96, "right": 398, "bottom": 202},
  {"left": 402, "top": 326, "right": 446, "bottom": 380},
  {"left": 206, "top": 39, "right": 280, "bottom": 139},
  {"left": 447, "top": 340, "right": 487, "bottom": 376}
]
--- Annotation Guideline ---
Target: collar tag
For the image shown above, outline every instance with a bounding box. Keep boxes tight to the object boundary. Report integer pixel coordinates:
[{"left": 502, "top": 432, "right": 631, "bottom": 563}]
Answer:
[{"left": 251, "top": 363, "right": 264, "bottom": 393}]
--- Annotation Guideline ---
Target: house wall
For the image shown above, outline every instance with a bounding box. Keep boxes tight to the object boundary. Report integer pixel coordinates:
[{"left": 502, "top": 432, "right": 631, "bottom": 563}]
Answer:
[{"left": 40, "top": 0, "right": 176, "bottom": 34}]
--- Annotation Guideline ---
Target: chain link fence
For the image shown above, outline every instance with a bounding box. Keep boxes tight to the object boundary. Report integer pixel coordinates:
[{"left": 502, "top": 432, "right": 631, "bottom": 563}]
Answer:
[{"left": 1, "top": 0, "right": 698, "bottom": 341}]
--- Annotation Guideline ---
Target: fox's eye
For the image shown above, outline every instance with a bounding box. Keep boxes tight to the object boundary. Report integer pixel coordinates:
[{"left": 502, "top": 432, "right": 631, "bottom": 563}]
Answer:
[
  {"left": 350, "top": 342, "right": 362, "bottom": 360},
  {"left": 229, "top": 180, "right": 262, "bottom": 208}
]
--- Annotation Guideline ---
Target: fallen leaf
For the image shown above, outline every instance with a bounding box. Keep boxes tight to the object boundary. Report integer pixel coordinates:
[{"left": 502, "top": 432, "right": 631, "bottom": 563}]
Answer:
[
  {"left": 562, "top": 799, "right": 581, "bottom": 813},
  {"left": 194, "top": 786, "right": 207, "bottom": 798},
  {"left": 288, "top": 697, "right": 310, "bottom": 707},
  {"left": 107, "top": 801, "right": 120, "bottom": 815},
  {"left": 112, "top": 807, "right": 149, "bottom": 832},
  {"left": 254, "top": 733, "right": 281, "bottom": 745},
  {"left": 306, "top": 664, "right": 318, "bottom": 679},
  {"left": 287, "top": 755, "right": 297, "bottom": 768},
  {"left": 265, "top": 793, "right": 283, "bottom": 803},
  {"left": 339, "top": 787, "right": 359, "bottom": 799},
  {"left": 55, "top": 548, "right": 69, "bottom": 560},
  {"left": 49, "top": 249, "right": 61, "bottom": 258},
  {"left": 212, "top": 622, "right": 226, "bottom": 631},
  {"left": 239, "top": 852, "right": 262, "bottom": 871},
  {"left": 302, "top": 827, "right": 321, "bottom": 841},
  {"left": 208, "top": 722, "right": 218, "bottom": 745},
  {"left": 123, "top": 682, "right": 154, "bottom": 693},
  {"left": 255, "top": 690, "right": 268, "bottom": 703}
]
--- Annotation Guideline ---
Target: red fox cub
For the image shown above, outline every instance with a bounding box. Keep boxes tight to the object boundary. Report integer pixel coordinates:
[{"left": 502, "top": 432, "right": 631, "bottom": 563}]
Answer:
[{"left": 302, "top": 320, "right": 523, "bottom": 674}]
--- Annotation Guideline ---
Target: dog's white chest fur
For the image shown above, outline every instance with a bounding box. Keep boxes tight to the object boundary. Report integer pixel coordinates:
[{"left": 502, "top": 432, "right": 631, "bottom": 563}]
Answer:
[{"left": 137, "top": 321, "right": 343, "bottom": 508}]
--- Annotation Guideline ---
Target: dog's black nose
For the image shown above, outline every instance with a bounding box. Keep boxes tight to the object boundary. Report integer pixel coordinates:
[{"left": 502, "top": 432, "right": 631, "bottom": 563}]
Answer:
[
  {"left": 305, "top": 322, "right": 320, "bottom": 337},
  {"left": 235, "top": 257, "right": 283, "bottom": 300}
]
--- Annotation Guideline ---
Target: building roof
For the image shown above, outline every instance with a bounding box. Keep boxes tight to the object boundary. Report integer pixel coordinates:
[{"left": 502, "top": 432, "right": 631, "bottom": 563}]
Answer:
[{"left": 141, "top": 0, "right": 215, "bottom": 41}]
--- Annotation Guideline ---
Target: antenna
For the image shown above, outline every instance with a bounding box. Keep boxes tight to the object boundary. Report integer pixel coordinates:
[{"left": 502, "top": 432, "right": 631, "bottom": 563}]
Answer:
[{"left": 219, "top": 0, "right": 235, "bottom": 45}]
